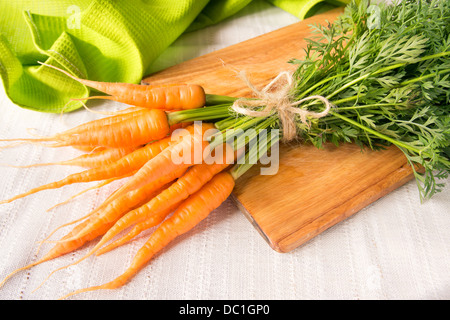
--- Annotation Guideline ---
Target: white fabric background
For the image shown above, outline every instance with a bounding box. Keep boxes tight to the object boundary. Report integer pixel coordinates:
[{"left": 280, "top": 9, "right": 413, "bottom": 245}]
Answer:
[{"left": 0, "top": 0, "right": 449, "bottom": 300}]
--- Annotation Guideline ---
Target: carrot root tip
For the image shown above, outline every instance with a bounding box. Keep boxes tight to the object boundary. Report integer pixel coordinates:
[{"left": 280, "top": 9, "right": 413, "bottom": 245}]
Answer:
[{"left": 59, "top": 285, "right": 107, "bottom": 300}]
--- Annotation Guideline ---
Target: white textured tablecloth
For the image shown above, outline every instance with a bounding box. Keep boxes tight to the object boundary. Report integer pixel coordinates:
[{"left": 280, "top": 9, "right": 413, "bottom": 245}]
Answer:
[{"left": 0, "top": 1, "right": 449, "bottom": 300}]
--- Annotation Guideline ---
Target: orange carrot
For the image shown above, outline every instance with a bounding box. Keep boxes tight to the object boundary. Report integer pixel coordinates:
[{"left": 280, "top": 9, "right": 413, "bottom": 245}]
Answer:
[
  {"left": 0, "top": 135, "right": 174, "bottom": 205},
  {"left": 58, "top": 108, "right": 152, "bottom": 137},
  {"left": 58, "top": 108, "right": 170, "bottom": 149},
  {"left": 1, "top": 147, "right": 136, "bottom": 169},
  {"left": 0, "top": 108, "right": 170, "bottom": 149},
  {"left": 0, "top": 121, "right": 190, "bottom": 171},
  {"left": 1, "top": 108, "right": 148, "bottom": 144},
  {"left": 39, "top": 62, "right": 206, "bottom": 110},
  {"left": 60, "top": 171, "right": 235, "bottom": 299}
]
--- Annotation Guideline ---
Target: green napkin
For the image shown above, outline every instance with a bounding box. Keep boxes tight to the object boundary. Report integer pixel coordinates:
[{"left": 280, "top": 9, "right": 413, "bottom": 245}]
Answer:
[{"left": 0, "top": 0, "right": 348, "bottom": 113}]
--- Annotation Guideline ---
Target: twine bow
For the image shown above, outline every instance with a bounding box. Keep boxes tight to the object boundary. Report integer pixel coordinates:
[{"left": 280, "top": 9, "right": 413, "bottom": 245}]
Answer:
[{"left": 231, "top": 70, "right": 333, "bottom": 141}]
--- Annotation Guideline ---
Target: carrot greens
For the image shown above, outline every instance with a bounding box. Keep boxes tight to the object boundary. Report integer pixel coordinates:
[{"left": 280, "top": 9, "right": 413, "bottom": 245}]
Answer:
[
  {"left": 286, "top": 0, "right": 450, "bottom": 200},
  {"left": 175, "top": 0, "right": 450, "bottom": 201}
]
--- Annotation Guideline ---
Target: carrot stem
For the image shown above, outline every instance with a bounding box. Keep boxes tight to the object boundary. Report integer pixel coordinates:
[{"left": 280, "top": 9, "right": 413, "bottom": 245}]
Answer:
[
  {"left": 167, "top": 104, "right": 232, "bottom": 126},
  {"left": 204, "top": 94, "right": 238, "bottom": 105}
]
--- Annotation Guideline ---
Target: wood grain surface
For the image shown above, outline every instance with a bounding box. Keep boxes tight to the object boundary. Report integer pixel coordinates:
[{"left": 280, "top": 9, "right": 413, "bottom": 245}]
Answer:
[{"left": 143, "top": 7, "right": 415, "bottom": 253}]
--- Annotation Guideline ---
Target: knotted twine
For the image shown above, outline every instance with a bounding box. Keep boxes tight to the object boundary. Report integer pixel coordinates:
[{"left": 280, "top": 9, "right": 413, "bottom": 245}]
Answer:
[{"left": 230, "top": 70, "right": 333, "bottom": 141}]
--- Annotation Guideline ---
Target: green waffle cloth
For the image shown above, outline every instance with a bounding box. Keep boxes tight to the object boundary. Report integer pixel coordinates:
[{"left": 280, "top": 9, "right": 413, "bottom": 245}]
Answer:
[{"left": 0, "top": 0, "right": 348, "bottom": 113}]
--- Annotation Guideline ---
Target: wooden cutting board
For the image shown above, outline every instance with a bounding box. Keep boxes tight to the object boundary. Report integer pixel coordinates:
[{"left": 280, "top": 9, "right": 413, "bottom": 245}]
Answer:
[{"left": 143, "top": 7, "right": 415, "bottom": 253}]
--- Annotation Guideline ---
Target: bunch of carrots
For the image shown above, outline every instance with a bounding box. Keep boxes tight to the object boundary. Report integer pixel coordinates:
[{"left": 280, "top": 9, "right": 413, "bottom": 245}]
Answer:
[{"left": 0, "top": 62, "right": 259, "bottom": 299}]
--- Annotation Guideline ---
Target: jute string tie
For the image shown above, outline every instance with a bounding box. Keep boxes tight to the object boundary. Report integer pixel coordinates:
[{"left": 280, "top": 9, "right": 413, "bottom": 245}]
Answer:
[{"left": 230, "top": 70, "right": 333, "bottom": 141}]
